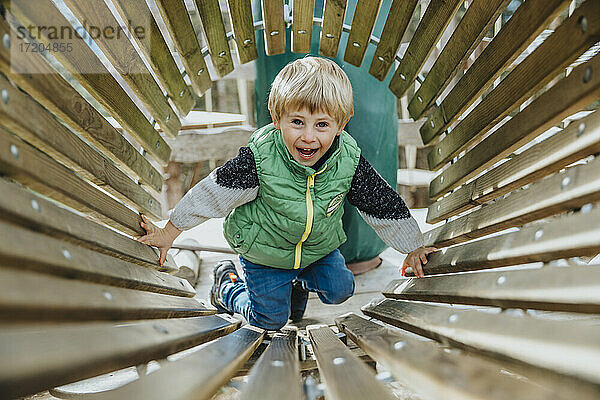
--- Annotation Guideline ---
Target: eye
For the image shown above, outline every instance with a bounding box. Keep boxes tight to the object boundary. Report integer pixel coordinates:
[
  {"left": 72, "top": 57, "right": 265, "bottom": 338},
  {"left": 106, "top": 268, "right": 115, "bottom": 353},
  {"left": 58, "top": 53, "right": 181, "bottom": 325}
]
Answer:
[
  {"left": 317, "top": 121, "right": 329, "bottom": 128},
  {"left": 291, "top": 119, "right": 303, "bottom": 126}
]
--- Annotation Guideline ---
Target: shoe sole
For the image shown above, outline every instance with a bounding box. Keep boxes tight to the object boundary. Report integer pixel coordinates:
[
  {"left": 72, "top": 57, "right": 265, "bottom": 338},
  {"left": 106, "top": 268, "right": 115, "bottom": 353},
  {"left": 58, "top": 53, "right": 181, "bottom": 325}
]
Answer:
[{"left": 210, "top": 262, "right": 235, "bottom": 315}]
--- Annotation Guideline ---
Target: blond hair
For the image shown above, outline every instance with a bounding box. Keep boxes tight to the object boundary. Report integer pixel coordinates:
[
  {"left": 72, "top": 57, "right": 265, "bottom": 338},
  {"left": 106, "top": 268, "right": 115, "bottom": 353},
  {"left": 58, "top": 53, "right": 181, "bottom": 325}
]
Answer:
[{"left": 268, "top": 57, "right": 354, "bottom": 128}]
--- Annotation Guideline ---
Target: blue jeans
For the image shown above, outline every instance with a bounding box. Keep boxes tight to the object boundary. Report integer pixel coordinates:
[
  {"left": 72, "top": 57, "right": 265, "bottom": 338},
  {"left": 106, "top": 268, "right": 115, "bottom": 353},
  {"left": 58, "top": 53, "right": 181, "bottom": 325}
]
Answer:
[{"left": 220, "top": 249, "right": 355, "bottom": 330}]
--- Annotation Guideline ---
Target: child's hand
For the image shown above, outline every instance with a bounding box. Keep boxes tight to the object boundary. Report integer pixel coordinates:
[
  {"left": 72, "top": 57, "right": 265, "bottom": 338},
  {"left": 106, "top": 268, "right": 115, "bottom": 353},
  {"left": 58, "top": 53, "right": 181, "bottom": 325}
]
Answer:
[
  {"left": 136, "top": 215, "right": 182, "bottom": 266},
  {"left": 400, "top": 246, "right": 437, "bottom": 278}
]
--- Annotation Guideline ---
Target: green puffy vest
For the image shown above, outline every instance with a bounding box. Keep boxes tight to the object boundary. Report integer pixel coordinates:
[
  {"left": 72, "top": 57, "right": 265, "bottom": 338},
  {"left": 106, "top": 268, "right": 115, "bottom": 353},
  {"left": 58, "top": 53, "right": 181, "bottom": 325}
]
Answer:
[{"left": 223, "top": 124, "right": 361, "bottom": 269}]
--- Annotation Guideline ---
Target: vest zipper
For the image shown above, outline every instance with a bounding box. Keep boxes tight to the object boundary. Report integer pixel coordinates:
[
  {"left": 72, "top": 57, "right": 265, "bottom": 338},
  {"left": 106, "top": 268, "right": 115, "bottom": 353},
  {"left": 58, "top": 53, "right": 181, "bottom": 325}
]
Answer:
[{"left": 294, "top": 164, "right": 327, "bottom": 269}]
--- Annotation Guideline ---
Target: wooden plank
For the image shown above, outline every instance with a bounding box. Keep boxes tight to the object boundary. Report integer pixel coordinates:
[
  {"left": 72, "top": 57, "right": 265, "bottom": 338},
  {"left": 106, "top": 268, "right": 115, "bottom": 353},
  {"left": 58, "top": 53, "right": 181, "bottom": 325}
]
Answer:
[
  {"left": 194, "top": 0, "right": 235, "bottom": 78},
  {"left": 111, "top": 0, "right": 195, "bottom": 116},
  {"left": 308, "top": 325, "right": 396, "bottom": 400},
  {"left": 0, "top": 74, "right": 162, "bottom": 219},
  {"left": 0, "top": 219, "right": 194, "bottom": 297},
  {"left": 429, "top": 53, "right": 600, "bottom": 200},
  {"left": 384, "top": 266, "right": 600, "bottom": 314},
  {"left": 0, "top": 18, "right": 162, "bottom": 194},
  {"left": 239, "top": 328, "right": 302, "bottom": 400},
  {"left": 427, "top": 1, "right": 600, "bottom": 170},
  {"left": 389, "top": 0, "right": 463, "bottom": 97},
  {"left": 362, "top": 299, "right": 600, "bottom": 392},
  {"left": 410, "top": 205, "right": 600, "bottom": 276},
  {"left": 336, "top": 313, "right": 577, "bottom": 400},
  {"left": 227, "top": 0, "right": 258, "bottom": 64},
  {"left": 168, "top": 127, "right": 253, "bottom": 162},
  {"left": 63, "top": 0, "right": 182, "bottom": 138},
  {"left": 343, "top": 0, "right": 383, "bottom": 67},
  {"left": 6, "top": 0, "right": 171, "bottom": 165},
  {"left": 291, "top": 0, "right": 315, "bottom": 53},
  {"left": 92, "top": 325, "right": 264, "bottom": 400},
  {"left": 0, "top": 315, "right": 240, "bottom": 399},
  {"left": 262, "top": 0, "right": 286, "bottom": 55},
  {"left": 368, "top": 0, "right": 418, "bottom": 81},
  {"left": 0, "top": 268, "right": 213, "bottom": 321},
  {"left": 0, "top": 178, "right": 175, "bottom": 272},
  {"left": 407, "top": 0, "right": 510, "bottom": 119},
  {"left": 419, "top": 0, "right": 569, "bottom": 145},
  {"left": 0, "top": 130, "right": 143, "bottom": 236},
  {"left": 319, "top": 0, "right": 347, "bottom": 58},
  {"left": 154, "top": 0, "right": 213, "bottom": 96},
  {"left": 426, "top": 155, "right": 600, "bottom": 248}
]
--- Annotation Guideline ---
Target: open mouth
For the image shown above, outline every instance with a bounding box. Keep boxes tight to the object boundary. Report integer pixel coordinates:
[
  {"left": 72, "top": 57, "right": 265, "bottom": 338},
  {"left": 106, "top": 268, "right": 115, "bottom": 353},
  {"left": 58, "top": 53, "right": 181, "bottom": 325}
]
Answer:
[{"left": 297, "top": 147, "right": 318, "bottom": 159}]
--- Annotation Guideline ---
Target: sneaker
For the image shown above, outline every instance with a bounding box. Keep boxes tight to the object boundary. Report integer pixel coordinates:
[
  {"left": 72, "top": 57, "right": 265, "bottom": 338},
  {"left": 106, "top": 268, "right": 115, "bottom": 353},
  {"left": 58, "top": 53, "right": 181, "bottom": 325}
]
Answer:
[
  {"left": 290, "top": 280, "right": 309, "bottom": 322},
  {"left": 210, "top": 260, "right": 238, "bottom": 315}
]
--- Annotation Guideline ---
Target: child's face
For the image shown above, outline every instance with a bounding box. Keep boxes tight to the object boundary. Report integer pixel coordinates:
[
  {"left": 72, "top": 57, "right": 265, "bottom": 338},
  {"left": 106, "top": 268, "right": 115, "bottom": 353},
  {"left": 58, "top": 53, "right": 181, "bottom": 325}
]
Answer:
[{"left": 273, "top": 107, "right": 347, "bottom": 167}]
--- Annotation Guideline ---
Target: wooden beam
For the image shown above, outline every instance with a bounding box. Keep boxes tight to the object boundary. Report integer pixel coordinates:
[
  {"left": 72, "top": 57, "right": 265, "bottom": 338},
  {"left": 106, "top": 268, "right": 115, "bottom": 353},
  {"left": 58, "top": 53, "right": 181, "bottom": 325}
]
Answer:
[
  {"left": 0, "top": 315, "right": 240, "bottom": 399},
  {"left": 167, "top": 127, "right": 253, "bottom": 163},
  {"left": 369, "top": 0, "right": 418, "bottom": 81},
  {"left": 262, "top": 0, "right": 286, "bottom": 56},
  {"left": 407, "top": 0, "right": 510, "bottom": 119},
  {"left": 194, "top": 0, "right": 235, "bottom": 78},
  {"left": 308, "top": 325, "right": 396, "bottom": 400},
  {"left": 429, "top": 53, "right": 600, "bottom": 200},
  {"left": 154, "top": 0, "right": 213, "bottom": 96},
  {"left": 227, "top": 0, "right": 258, "bottom": 64},
  {"left": 427, "top": 1, "right": 600, "bottom": 170},
  {"left": 343, "top": 0, "right": 383, "bottom": 67},
  {"left": 319, "top": 0, "right": 347, "bottom": 58},
  {"left": 419, "top": 0, "right": 569, "bottom": 145},
  {"left": 291, "top": 0, "right": 315, "bottom": 53},
  {"left": 6, "top": 0, "right": 171, "bottom": 165},
  {"left": 389, "top": 0, "right": 464, "bottom": 97}
]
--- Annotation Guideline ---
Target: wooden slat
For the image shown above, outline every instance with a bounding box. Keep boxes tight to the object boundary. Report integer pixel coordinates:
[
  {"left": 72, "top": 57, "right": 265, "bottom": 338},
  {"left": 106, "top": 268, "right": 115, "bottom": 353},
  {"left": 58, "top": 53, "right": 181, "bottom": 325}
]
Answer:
[
  {"left": 427, "top": 110, "right": 600, "bottom": 223},
  {"left": 194, "top": 0, "right": 235, "bottom": 78},
  {"left": 410, "top": 206, "right": 600, "bottom": 276},
  {"left": 363, "top": 299, "right": 600, "bottom": 392},
  {"left": 426, "top": 155, "right": 600, "bottom": 248},
  {"left": 389, "top": 0, "right": 463, "bottom": 97},
  {"left": 0, "top": 17, "right": 162, "bottom": 193},
  {"left": 419, "top": 0, "right": 569, "bottom": 145},
  {"left": 308, "top": 325, "right": 396, "bottom": 400},
  {"left": 0, "top": 130, "right": 143, "bottom": 236},
  {"left": 0, "top": 315, "right": 240, "bottom": 399},
  {"left": 0, "top": 74, "right": 162, "bottom": 219},
  {"left": 368, "top": 0, "right": 418, "bottom": 81},
  {"left": 384, "top": 266, "right": 600, "bottom": 314},
  {"left": 154, "top": 0, "right": 212, "bottom": 96},
  {"left": 63, "top": 0, "right": 181, "bottom": 138},
  {"left": 407, "top": 0, "right": 510, "bottom": 119},
  {"left": 0, "top": 219, "right": 194, "bottom": 297},
  {"left": 336, "top": 313, "right": 575, "bottom": 400},
  {"left": 291, "top": 0, "right": 315, "bottom": 53},
  {"left": 429, "top": 53, "right": 600, "bottom": 200},
  {"left": 0, "top": 178, "right": 175, "bottom": 272},
  {"left": 227, "top": 0, "right": 258, "bottom": 64},
  {"left": 92, "top": 325, "right": 265, "bottom": 400},
  {"left": 240, "top": 328, "right": 302, "bottom": 400},
  {"left": 262, "top": 0, "right": 286, "bottom": 56},
  {"left": 6, "top": 0, "right": 171, "bottom": 165},
  {"left": 427, "top": 1, "right": 600, "bottom": 170},
  {"left": 319, "top": 0, "right": 347, "bottom": 58},
  {"left": 0, "top": 268, "right": 213, "bottom": 321},
  {"left": 343, "top": 0, "right": 383, "bottom": 67},
  {"left": 112, "top": 0, "right": 195, "bottom": 115}
]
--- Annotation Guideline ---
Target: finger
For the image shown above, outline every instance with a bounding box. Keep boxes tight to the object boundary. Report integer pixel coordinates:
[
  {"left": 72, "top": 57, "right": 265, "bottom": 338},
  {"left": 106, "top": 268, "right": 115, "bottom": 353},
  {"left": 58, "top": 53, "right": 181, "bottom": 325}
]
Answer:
[
  {"left": 414, "top": 260, "right": 424, "bottom": 278},
  {"left": 420, "top": 253, "right": 428, "bottom": 265},
  {"left": 400, "top": 261, "right": 408, "bottom": 276},
  {"left": 425, "top": 247, "right": 437, "bottom": 253},
  {"left": 159, "top": 248, "right": 167, "bottom": 266}
]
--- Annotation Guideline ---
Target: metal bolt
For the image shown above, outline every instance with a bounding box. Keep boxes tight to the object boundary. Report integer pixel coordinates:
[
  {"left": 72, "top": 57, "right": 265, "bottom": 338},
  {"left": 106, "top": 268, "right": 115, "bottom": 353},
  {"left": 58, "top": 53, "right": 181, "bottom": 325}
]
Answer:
[
  {"left": 2, "top": 88, "right": 9, "bottom": 104},
  {"left": 332, "top": 357, "right": 345, "bottom": 365},
  {"left": 352, "top": 42, "right": 360, "bottom": 48},
  {"left": 197, "top": 68, "right": 204, "bottom": 75},
  {"left": 400, "top": 73, "right": 406, "bottom": 81},
  {"left": 393, "top": 341, "right": 406, "bottom": 350},
  {"left": 179, "top": 89, "right": 185, "bottom": 97},
  {"left": 271, "top": 360, "right": 284, "bottom": 367},
  {"left": 153, "top": 324, "right": 169, "bottom": 334},
  {"left": 30, "top": 199, "right": 40, "bottom": 212},
  {"left": 218, "top": 51, "right": 226, "bottom": 57},
  {"left": 243, "top": 38, "right": 252, "bottom": 46},
  {"left": 103, "top": 291, "right": 113, "bottom": 300},
  {"left": 497, "top": 276, "right": 506, "bottom": 285},
  {"left": 298, "top": 30, "right": 307, "bottom": 34},
  {"left": 579, "top": 16, "right": 588, "bottom": 33},
  {"left": 148, "top": 198, "right": 153, "bottom": 206},
  {"left": 583, "top": 66, "right": 592, "bottom": 83},
  {"left": 10, "top": 144, "right": 18, "bottom": 159},
  {"left": 165, "top": 114, "right": 170, "bottom": 122},
  {"left": 417, "top": 96, "right": 423, "bottom": 103},
  {"left": 377, "top": 56, "right": 385, "bottom": 62},
  {"left": 534, "top": 229, "right": 544, "bottom": 240},
  {"left": 440, "top": 176, "right": 444, "bottom": 184},
  {"left": 430, "top": 120, "right": 435, "bottom": 128},
  {"left": 581, "top": 203, "right": 593, "bottom": 213},
  {"left": 578, "top": 122, "right": 586, "bottom": 137},
  {"left": 448, "top": 314, "right": 459, "bottom": 323},
  {"left": 149, "top": 169, "right": 154, "bottom": 178},
  {"left": 437, "top": 204, "right": 441, "bottom": 211},
  {"left": 2, "top": 34, "right": 9, "bottom": 49},
  {"left": 62, "top": 248, "right": 72, "bottom": 260},
  {"left": 561, "top": 176, "right": 571, "bottom": 189},
  {"left": 155, "top": 141, "right": 160, "bottom": 149},
  {"left": 325, "top": 33, "right": 334, "bottom": 39},
  {"left": 437, "top": 147, "right": 442, "bottom": 155},
  {"left": 270, "top": 30, "right": 279, "bottom": 36}
]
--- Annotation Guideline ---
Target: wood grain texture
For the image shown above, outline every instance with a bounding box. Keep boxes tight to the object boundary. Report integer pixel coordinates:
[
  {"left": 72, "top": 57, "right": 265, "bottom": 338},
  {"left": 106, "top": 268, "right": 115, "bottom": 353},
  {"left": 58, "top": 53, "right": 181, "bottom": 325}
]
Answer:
[
  {"left": 429, "top": 53, "right": 600, "bottom": 199},
  {"left": 167, "top": 127, "right": 253, "bottom": 162},
  {"left": 112, "top": 0, "right": 195, "bottom": 115},
  {"left": 308, "top": 326, "right": 395, "bottom": 400},
  {"left": 343, "top": 0, "right": 383, "bottom": 67},
  {"left": 194, "top": 0, "right": 235, "bottom": 78},
  {"left": 154, "top": 0, "right": 213, "bottom": 96},
  {"left": 6, "top": 0, "right": 171, "bottom": 165},
  {"left": 227, "top": 0, "right": 258, "bottom": 63},
  {"left": 389, "top": 0, "right": 463, "bottom": 97},
  {"left": 407, "top": 0, "right": 510, "bottom": 119},
  {"left": 291, "top": 0, "right": 315, "bottom": 53},
  {"left": 319, "top": 0, "right": 347, "bottom": 58},
  {"left": 0, "top": 315, "right": 240, "bottom": 399},
  {"left": 420, "top": 0, "right": 569, "bottom": 145},
  {"left": 369, "top": 0, "right": 418, "bottom": 81},
  {"left": 262, "top": 0, "right": 286, "bottom": 55},
  {"left": 428, "top": 1, "right": 600, "bottom": 170}
]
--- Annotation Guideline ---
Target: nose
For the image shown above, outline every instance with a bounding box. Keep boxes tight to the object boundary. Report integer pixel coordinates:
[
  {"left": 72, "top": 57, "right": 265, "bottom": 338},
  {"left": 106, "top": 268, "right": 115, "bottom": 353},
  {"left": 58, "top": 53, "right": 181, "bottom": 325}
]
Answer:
[{"left": 301, "top": 127, "right": 316, "bottom": 142}]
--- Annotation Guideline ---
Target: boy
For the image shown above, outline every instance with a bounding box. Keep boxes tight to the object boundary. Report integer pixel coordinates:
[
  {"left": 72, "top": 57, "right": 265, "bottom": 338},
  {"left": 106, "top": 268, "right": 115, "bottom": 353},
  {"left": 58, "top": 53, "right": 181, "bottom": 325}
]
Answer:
[{"left": 138, "top": 57, "right": 435, "bottom": 330}]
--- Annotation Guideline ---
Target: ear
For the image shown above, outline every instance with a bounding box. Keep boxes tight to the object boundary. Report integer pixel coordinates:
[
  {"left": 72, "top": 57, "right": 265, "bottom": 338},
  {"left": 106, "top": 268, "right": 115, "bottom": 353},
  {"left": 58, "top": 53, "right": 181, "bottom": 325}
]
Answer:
[
  {"left": 338, "top": 117, "right": 350, "bottom": 135},
  {"left": 269, "top": 109, "right": 280, "bottom": 130}
]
